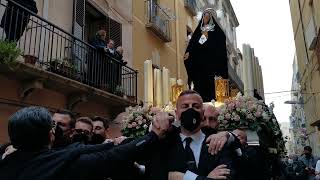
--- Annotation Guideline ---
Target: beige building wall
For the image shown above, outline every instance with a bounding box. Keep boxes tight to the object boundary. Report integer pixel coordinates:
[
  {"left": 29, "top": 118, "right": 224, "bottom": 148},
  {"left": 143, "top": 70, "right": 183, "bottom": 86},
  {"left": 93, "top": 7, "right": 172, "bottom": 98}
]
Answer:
[
  {"left": 241, "top": 44, "right": 264, "bottom": 98},
  {"left": 132, "top": 0, "right": 198, "bottom": 102},
  {"left": 289, "top": 0, "right": 320, "bottom": 155}
]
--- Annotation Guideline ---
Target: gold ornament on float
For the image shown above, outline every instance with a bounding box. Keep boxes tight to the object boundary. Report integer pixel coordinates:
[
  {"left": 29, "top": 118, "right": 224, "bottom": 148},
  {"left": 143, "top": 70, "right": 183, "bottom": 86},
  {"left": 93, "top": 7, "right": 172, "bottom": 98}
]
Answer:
[
  {"left": 230, "top": 87, "right": 240, "bottom": 98},
  {"left": 215, "top": 76, "right": 229, "bottom": 103},
  {"left": 171, "top": 80, "right": 184, "bottom": 106}
]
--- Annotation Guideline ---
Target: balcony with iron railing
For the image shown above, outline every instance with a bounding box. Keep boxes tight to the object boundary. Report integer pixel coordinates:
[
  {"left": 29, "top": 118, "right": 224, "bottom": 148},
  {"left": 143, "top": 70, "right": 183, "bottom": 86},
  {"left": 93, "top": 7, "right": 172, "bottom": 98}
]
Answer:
[
  {"left": 145, "top": 0, "right": 172, "bottom": 42},
  {"left": 184, "top": 0, "right": 198, "bottom": 16},
  {"left": 0, "top": 0, "right": 137, "bottom": 105}
]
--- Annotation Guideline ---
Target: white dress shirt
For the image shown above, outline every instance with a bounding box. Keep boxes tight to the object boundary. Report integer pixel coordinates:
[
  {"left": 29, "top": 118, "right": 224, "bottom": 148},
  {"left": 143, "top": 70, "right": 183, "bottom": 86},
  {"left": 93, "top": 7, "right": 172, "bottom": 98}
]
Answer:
[
  {"left": 180, "top": 130, "right": 206, "bottom": 180},
  {"left": 180, "top": 130, "right": 206, "bottom": 167},
  {"left": 180, "top": 131, "right": 235, "bottom": 180}
]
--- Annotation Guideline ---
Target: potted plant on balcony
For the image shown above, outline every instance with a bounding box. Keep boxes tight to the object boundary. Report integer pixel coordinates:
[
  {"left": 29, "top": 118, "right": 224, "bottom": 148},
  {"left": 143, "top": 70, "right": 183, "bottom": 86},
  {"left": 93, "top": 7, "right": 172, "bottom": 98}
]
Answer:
[
  {"left": 0, "top": 40, "right": 22, "bottom": 70},
  {"left": 60, "top": 60, "right": 76, "bottom": 79},
  {"left": 115, "top": 85, "right": 125, "bottom": 97},
  {"left": 49, "top": 58, "right": 77, "bottom": 80},
  {"left": 49, "top": 58, "right": 63, "bottom": 74},
  {"left": 23, "top": 54, "right": 38, "bottom": 65}
]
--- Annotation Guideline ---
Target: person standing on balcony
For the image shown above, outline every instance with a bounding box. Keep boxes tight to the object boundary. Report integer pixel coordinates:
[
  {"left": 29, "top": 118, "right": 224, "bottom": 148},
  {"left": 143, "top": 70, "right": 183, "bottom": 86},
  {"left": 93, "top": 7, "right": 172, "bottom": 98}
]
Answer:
[
  {"left": 106, "top": 39, "right": 116, "bottom": 57},
  {"left": 91, "top": 30, "right": 108, "bottom": 52},
  {"left": 89, "top": 30, "right": 108, "bottom": 87},
  {"left": 184, "top": 8, "right": 228, "bottom": 102},
  {"left": 0, "top": 0, "right": 38, "bottom": 42},
  {"left": 105, "top": 39, "right": 117, "bottom": 92},
  {"left": 114, "top": 46, "right": 124, "bottom": 62},
  {"left": 114, "top": 46, "right": 127, "bottom": 88}
]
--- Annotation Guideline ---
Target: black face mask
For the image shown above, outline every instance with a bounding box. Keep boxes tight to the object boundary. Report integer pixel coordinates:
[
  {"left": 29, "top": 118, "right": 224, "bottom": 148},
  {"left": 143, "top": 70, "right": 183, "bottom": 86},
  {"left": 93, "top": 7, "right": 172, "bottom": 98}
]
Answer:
[
  {"left": 71, "top": 133, "right": 89, "bottom": 144},
  {"left": 305, "top": 153, "right": 312, "bottom": 159},
  {"left": 180, "top": 108, "right": 201, "bottom": 132},
  {"left": 90, "top": 134, "right": 105, "bottom": 144},
  {"left": 201, "top": 127, "right": 217, "bottom": 136},
  {"left": 52, "top": 125, "right": 71, "bottom": 148}
]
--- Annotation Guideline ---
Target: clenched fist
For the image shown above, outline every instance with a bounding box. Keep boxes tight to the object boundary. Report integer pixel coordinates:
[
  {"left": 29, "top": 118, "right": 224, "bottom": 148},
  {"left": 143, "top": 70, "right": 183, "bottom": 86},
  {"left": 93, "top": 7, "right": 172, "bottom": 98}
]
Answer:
[{"left": 152, "top": 112, "right": 174, "bottom": 138}]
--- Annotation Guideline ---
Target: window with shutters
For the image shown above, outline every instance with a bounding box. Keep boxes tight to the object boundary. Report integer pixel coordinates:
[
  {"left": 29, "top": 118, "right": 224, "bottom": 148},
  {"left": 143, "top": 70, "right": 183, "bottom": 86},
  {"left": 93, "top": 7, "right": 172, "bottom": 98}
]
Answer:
[
  {"left": 105, "top": 17, "right": 122, "bottom": 48},
  {"left": 73, "top": 0, "right": 85, "bottom": 40},
  {"left": 83, "top": 2, "right": 122, "bottom": 47}
]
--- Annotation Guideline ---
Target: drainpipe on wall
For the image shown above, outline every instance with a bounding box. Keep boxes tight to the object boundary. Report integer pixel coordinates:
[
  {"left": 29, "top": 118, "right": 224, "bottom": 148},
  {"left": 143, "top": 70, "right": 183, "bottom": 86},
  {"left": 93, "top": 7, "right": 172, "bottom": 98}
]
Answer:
[{"left": 175, "top": 0, "right": 180, "bottom": 79}]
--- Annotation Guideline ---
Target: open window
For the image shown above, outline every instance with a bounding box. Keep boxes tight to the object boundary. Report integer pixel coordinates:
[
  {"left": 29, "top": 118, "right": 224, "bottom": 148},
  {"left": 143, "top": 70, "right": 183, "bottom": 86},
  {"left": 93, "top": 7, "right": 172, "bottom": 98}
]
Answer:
[{"left": 85, "top": 3, "right": 122, "bottom": 47}]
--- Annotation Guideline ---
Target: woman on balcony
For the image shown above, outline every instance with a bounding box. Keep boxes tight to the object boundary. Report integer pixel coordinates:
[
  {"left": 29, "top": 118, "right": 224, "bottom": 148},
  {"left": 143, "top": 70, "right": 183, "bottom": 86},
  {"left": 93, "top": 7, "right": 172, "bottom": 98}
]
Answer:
[{"left": 184, "top": 8, "right": 228, "bottom": 102}]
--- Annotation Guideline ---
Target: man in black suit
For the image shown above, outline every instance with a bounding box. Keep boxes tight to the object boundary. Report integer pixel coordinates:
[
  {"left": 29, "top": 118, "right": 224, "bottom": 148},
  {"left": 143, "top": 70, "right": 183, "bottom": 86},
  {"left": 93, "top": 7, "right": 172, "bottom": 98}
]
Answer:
[
  {"left": 90, "top": 116, "right": 109, "bottom": 144},
  {"left": 0, "top": 106, "right": 173, "bottom": 180},
  {"left": 147, "top": 90, "right": 235, "bottom": 180}
]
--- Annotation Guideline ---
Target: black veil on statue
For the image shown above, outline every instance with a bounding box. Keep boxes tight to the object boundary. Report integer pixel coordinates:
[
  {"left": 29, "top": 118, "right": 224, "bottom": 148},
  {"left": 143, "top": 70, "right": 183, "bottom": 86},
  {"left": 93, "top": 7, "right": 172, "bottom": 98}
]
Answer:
[{"left": 184, "top": 8, "right": 228, "bottom": 102}]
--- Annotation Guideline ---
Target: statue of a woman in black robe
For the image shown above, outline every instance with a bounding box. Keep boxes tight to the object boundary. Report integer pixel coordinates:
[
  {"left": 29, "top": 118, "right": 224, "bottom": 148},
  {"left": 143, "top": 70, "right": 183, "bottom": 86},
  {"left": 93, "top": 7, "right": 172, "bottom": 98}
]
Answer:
[{"left": 184, "top": 8, "right": 228, "bottom": 102}]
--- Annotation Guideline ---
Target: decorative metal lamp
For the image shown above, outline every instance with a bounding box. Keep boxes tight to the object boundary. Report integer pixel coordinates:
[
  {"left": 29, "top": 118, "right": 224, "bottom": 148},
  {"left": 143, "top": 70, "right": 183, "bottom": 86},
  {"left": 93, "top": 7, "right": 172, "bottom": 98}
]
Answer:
[{"left": 214, "top": 76, "right": 229, "bottom": 103}]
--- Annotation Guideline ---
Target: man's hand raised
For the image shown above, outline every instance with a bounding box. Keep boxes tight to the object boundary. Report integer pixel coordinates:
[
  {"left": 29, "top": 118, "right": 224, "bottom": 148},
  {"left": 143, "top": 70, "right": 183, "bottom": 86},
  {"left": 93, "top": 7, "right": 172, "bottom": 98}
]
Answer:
[{"left": 152, "top": 112, "right": 174, "bottom": 138}]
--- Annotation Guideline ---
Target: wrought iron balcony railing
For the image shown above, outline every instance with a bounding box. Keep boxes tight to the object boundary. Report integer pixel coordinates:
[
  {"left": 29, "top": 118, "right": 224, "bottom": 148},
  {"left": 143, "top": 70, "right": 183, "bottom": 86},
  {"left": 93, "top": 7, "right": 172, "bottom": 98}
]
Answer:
[
  {"left": 145, "top": 0, "right": 172, "bottom": 42},
  {"left": 184, "top": 0, "right": 198, "bottom": 16},
  {"left": 0, "top": 0, "right": 137, "bottom": 102}
]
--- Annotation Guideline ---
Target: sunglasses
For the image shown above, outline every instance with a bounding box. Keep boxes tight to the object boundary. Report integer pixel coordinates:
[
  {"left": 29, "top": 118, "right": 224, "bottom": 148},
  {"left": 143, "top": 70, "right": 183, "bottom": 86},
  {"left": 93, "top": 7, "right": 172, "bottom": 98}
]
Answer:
[{"left": 74, "top": 129, "right": 91, "bottom": 136}]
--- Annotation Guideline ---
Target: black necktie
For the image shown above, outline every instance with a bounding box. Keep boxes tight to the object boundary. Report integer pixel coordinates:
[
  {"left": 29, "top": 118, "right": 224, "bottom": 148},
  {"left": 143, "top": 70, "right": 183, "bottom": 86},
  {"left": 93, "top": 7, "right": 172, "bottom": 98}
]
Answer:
[{"left": 184, "top": 137, "right": 197, "bottom": 172}]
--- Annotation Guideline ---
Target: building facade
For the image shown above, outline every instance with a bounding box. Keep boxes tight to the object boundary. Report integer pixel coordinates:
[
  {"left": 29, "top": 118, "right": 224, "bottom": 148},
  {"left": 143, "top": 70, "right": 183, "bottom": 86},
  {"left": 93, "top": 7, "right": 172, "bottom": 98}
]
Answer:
[
  {"left": 241, "top": 44, "right": 265, "bottom": 99},
  {"left": 289, "top": 54, "right": 308, "bottom": 155},
  {"left": 0, "top": 0, "right": 139, "bottom": 143},
  {"left": 138, "top": 0, "right": 245, "bottom": 106},
  {"left": 280, "top": 122, "right": 292, "bottom": 155},
  {"left": 289, "top": 0, "right": 320, "bottom": 155},
  {"left": 0, "top": 0, "right": 245, "bottom": 142},
  {"left": 132, "top": 0, "right": 201, "bottom": 105}
]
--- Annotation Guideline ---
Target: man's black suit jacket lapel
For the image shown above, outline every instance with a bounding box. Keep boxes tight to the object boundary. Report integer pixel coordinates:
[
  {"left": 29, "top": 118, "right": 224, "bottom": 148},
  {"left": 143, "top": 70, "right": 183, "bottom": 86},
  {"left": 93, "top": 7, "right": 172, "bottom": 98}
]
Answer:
[
  {"left": 198, "top": 140, "right": 221, "bottom": 176},
  {"left": 167, "top": 132, "right": 188, "bottom": 173},
  {"left": 167, "top": 133, "right": 220, "bottom": 176}
]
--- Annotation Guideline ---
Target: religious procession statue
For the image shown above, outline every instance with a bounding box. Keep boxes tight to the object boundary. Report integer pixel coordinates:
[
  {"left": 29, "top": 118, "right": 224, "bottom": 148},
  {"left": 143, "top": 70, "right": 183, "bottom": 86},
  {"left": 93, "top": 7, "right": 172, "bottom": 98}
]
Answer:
[{"left": 184, "top": 8, "right": 228, "bottom": 102}]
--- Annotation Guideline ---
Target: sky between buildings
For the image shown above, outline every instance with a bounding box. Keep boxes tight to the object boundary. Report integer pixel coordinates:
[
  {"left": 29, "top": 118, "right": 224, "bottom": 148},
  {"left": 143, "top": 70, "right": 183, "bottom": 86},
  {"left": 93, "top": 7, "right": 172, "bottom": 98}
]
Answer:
[{"left": 230, "top": 0, "right": 295, "bottom": 123}]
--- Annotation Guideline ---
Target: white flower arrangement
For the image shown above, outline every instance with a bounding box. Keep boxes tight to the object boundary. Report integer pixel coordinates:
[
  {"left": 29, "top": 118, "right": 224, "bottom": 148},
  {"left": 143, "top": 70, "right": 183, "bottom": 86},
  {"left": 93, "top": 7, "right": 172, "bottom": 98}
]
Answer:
[
  {"left": 216, "top": 94, "right": 271, "bottom": 130},
  {"left": 122, "top": 106, "right": 153, "bottom": 138},
  {"left": 122, "top": 103, "right": 176, "bottom": 138}
]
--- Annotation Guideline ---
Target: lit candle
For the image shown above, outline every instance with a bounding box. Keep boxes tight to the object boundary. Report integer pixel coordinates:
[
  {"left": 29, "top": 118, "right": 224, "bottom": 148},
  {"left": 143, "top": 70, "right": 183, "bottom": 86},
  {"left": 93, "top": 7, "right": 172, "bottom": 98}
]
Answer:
[
  {"left": 162, "top": 67, "right": 170, "bottom": 106},
  {"left": 144, "top": 60, "right": 153, "bottom": 106},
  {"left": 154, "top": 69, "right": 162, "bottom": 107}
]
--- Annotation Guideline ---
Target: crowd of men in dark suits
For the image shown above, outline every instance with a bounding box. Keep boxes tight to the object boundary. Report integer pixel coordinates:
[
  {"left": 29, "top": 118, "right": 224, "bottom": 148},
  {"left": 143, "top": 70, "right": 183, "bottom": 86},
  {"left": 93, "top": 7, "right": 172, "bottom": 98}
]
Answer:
[{"left": 0, "top": 90, "right": 273, "bottom": 180}]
